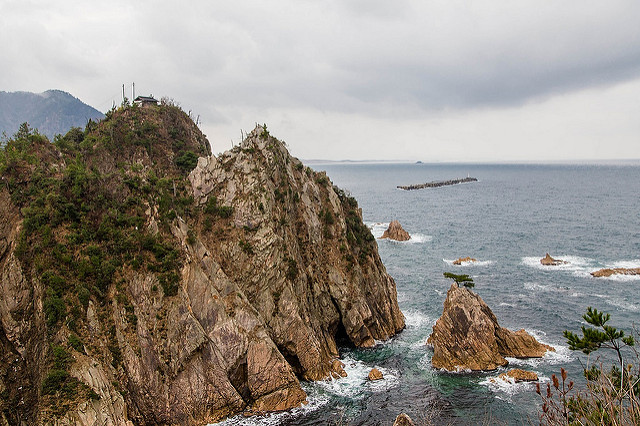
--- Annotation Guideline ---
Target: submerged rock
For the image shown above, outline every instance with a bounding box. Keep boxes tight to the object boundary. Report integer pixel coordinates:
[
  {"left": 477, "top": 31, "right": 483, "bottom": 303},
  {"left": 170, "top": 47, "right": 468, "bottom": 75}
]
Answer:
[
  {"left": 540, "top": 253, "right": 567, "bottom": 266},
  {"left": 368, "top": 368, "right": 384, "bottom": 381},
  {"left": 380, "top": 220, "right": 411, "bottom": 241},
  {"left": 453, "top": 256, "right": 477, "bottom": 265},
  {"left": 427, "top": 284, "right": 554, "bottom": 371},
  {"left": 591, "top": 267, "right": 640, "bottom": 277}
]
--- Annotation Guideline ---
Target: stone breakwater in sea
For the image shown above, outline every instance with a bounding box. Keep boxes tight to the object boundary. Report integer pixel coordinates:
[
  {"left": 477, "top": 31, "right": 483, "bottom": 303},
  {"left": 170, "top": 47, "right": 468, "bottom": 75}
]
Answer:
[{"left": 397, "top": 177, "right": 477, "bottom": 190}]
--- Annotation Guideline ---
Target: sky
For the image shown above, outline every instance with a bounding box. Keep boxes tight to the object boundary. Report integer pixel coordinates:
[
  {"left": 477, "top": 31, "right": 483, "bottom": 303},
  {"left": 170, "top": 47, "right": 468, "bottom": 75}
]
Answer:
[{"left": 1, "top": 0, "right": 639, "bottom": 162}]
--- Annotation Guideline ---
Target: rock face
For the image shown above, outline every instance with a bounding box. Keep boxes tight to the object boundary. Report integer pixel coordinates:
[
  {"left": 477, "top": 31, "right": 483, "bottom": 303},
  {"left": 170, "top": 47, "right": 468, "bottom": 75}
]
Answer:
[
  {"left": 380, "top": 220, "right": 411, "bottom": 241},
  {"left": 453, "top": 256, "right": 477, "bottom": 265},
  {"left": 540, "top": 253, "right": 567, "bottom": 266},
  {"left": 591, "top": 267, "right": 640, "bottom": 277},
  {"left": 0, "top": 106, "right": 404, "bottom": 425},
  {"left": 427, "top": 284, "right": 553, "bottom": 371}
]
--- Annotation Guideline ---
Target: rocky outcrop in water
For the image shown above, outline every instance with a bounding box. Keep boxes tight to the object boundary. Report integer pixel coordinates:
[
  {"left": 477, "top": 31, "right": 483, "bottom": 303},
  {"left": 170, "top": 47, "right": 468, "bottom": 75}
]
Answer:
[
  {"left": 0, "top": 105, "right": 404, "bottom": 425},
  {"left": 368, "top": 368, "right": 383, "bottom": 381},
  {"left": 453, "top": 256, "right": 477, "bottom": 265},
  {"left": 427, "top": 284, "right": 553, "bottom": 371},
  {"left": 499, "top": 369, "right": 539, "bottom": 382},
  {"left": 540, "top": 253, "right": 567, "bottom": 266},
  {"left": 591, "top": 267, "right": 640, "bottom": 277},
  {"left": 380, "top": 220, "right": 411, "bottom": 241}
]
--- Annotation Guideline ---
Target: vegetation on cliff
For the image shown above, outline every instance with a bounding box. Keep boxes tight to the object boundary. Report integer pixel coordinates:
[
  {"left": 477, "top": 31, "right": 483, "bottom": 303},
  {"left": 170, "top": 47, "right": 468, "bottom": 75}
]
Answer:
[{"left": 0, "top": 101, "right": 403, "bottom": 425}]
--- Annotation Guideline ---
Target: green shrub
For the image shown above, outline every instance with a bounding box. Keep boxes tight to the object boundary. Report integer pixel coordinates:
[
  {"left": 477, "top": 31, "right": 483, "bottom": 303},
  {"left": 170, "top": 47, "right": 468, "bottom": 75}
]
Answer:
[
  {"left": 42, "top": 369, "right": 70, "bottom": 395},
  {"left": 239, "top": 240, "right": 254, "bottom": 255},
  {"left": 44, "top": 296, "right": 66, "bottom": 327},
  {"left": 68, "top": 334, "right": 84, "bottom": 353},
  {"left": 175, "top": 151, "right": 199, "bottom": 171}
]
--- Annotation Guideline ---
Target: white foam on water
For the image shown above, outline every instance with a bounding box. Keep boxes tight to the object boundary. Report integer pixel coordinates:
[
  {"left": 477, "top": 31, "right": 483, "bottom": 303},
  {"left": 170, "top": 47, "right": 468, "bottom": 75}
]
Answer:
[
  {"left": 610, "top": 259, "right": 640, "bottom": 269},
  {"left": 522, "top": 255, "right": 594, "bottom": 276},
  {"left": 403, "top": 310, "right": 432, "bottom": 329},
  {"left": 407, "top": 233, "right": 433, "bottom": 243},
  {"left": 603, "top": 274, "right": 640, "bottom": 282},
  {"left": 314, "top": 355, "right": 400, "bottom": 399},
  {"left": 499, "top": 302, "right": 517, "bottom": 307},
  {"left": 367, "top": 221, "right": 432, "bottom": 243},
  {"left": 505, "top": 346, "right": 573, "bottom": 368},
  {"left": 417, "top": 353, "right": 432, "bottom": 371},
  {"left": 593, "top": 293, "right": 639, "bottom": 311},
  {"left": 523, "top": 282, "right": 552, "bottom": 292},
  {"left": 443, "top": 258, "right": 493, "bottom": 267},
  {"left": 604, "top": 297, "right": 640, "bottom": 311},
  {"left": 479, "top": 372, "right": 549, "bottom": 399},
  {"left": 369, "top": 222, "right": 389, "bottom": 239}
]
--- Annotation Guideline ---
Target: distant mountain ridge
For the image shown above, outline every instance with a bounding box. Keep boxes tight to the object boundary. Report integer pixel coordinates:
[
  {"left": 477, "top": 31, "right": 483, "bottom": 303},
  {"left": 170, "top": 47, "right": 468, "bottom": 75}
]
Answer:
[{"left": 0, "top": 90, "right": 104, "bottom": 140}]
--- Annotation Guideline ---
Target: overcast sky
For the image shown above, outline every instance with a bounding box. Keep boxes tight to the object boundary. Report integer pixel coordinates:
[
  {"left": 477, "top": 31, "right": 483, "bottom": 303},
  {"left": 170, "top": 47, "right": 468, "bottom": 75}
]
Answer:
[{"left": 2, "top": 0, "right": 639, "bottom": 162}]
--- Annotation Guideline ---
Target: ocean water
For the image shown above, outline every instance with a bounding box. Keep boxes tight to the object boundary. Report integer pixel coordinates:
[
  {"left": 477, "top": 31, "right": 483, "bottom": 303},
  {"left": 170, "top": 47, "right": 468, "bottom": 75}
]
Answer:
[{"left": 216, "top": 162, "right": 640, "bottom": 425}]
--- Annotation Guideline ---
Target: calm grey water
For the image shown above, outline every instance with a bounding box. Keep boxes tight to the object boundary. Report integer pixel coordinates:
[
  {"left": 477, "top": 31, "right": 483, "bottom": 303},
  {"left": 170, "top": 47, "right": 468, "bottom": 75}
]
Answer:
[{"left": 218, "top": 162, "right": 640, "bottom": 425}]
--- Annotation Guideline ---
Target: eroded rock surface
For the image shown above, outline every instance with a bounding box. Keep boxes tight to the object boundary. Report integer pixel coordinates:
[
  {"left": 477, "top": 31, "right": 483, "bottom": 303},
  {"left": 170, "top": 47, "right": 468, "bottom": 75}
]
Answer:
[
  {"left": 0, "top": 110, "right": 404, "bottom": 425},
  {"left": 380, "top": 220, "right": 410, "bottom": 241},
  {"left": 427, "top": 284, "right": 553, "bottom": 371}
]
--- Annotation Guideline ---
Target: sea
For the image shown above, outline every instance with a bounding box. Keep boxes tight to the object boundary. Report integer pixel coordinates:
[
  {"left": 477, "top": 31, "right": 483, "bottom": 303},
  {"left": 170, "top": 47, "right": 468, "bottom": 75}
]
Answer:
[{"left": 215, "top": 162, "right": 640, "bottom": 425}]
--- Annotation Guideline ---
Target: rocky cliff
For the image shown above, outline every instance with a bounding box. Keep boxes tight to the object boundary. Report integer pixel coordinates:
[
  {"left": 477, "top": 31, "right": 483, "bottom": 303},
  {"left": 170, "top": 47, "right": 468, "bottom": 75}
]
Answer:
[
  {"left": 427, "top": 284, "right": 552, "bottom": 371},
  {"left": 0, "top": 103, "right": 404, "bottom": 425}
]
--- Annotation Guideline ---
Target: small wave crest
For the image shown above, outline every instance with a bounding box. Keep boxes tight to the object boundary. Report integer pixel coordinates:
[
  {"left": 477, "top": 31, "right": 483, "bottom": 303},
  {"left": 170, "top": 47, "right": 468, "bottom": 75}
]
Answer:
[
  {"left": 479, "top": 371, "right": 548, "bottom": 399},
  {"left": 313, "top": 356, "right": 400, "bottom": 399}
]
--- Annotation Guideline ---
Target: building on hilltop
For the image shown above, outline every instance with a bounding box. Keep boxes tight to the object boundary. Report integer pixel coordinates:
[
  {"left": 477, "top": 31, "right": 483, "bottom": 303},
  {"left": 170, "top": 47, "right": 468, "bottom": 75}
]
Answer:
[{"left": 133, "top": 95, "right": 159, "bottom": 107}]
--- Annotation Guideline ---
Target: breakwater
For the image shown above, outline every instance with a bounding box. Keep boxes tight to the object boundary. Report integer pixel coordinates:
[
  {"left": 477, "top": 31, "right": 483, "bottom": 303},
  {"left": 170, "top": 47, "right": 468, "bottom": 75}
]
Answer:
[{"left": 397, "top": 176, "right": 477, "bottom": 190}]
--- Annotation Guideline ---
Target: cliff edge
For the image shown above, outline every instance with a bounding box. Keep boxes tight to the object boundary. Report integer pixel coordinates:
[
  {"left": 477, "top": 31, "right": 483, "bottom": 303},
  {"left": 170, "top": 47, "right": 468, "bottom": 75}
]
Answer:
[{"left": 0, "top": 104, "right": 404, "bottom": 425}]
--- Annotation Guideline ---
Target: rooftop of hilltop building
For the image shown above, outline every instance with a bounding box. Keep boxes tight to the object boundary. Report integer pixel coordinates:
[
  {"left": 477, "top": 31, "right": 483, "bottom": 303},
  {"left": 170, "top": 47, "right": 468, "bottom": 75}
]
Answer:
[{"left": 133, "top": 95, "right": 158, "bottom": 106}]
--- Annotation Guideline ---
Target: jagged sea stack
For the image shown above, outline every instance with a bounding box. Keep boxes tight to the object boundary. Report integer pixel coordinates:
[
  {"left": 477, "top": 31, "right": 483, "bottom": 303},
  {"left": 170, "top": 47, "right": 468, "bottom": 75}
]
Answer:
[
  {"left": 0, "top": 105, "right": 404, "bottom": 425},
  {"left": 427, "top": 284, "right": 553, "bottom": 371}
]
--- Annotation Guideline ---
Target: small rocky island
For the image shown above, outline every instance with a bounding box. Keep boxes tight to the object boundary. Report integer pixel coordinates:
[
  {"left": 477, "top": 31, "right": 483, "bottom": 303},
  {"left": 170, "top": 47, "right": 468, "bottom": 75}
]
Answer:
[
  {"left": 428, "top": 283, "right": 554, "bottom": 371},
  {"left": 397, "top": 176, "right": 477, "bottom": 191},
  {"left": 453, "top": 256, "right": 477, "bottom": 265},
  {"left": 380, "top": 220, "right": 411, "bottom": 241},
  {"left": 591, "top": 267, "right": 640, "bottom": 277},
  {"left": 540, "top": 253, "right": 568, "bottom": 266}
]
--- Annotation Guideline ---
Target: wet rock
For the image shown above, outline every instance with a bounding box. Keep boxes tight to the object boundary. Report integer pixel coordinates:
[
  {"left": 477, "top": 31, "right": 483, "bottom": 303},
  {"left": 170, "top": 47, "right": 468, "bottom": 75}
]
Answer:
[
  {"left": 380, "top": 220, "right": 411, "bottom": 241},
  {"left": 427, "top": 284, "right": 554, "bottom": 371},
  {"left": 368, "top": 368, "right": 383, "bottom": 381}
]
